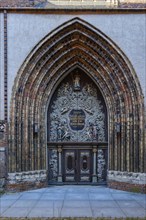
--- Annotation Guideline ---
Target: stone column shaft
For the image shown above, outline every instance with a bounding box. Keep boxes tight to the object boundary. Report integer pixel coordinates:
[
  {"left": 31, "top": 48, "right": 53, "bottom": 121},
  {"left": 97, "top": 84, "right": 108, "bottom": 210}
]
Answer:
[
  {"left": 92, "top": 146, "right": 97, "bottom": 183},
  {"left": 58, "top": 146, "right": 62, "bottom": 182}
]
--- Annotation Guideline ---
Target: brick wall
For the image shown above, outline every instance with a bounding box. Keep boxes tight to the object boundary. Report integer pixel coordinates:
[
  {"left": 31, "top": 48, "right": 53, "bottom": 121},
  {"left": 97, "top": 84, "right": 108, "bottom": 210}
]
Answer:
[
  {"left": 0, "top": 121, "right": 7, "bottom": 191},
  {"left": 108, "top": 181, "right": 146, "bottom": 194},
  {"left": 7, "top": 170, "right": 48, "bottom": 192},
  {"left": 0, "top": 147, "right": 7, "bottom": 191}
]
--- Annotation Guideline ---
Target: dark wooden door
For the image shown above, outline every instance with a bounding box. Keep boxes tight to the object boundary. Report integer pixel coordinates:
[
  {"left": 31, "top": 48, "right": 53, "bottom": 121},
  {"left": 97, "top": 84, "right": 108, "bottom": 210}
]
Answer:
[{"left": 63, "top": 149, "right": 92, "bottom": 183}]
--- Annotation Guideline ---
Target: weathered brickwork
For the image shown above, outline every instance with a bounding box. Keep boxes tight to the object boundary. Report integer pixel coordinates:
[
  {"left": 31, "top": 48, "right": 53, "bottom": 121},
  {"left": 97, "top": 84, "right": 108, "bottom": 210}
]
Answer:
[
  {"left": 0, "top": 148, "right": 6, "bottom": 177},
  {"left": 7, "top": 170, "right": 47, "bottom": 192},
  {"left": 0, "top": 147, "right": 7, "bottom": 191},
  {"left": 108, "top": 181, "right": 146, "bottom": 194},
  {"left": 108, "top": 171, "right": 146, "bottom": 193},
  {"left": 0, "top": 120, "right": 8, "bottom": 191},
  {"left": 108, "top": 170, "right": 146, "bottom": 184}
]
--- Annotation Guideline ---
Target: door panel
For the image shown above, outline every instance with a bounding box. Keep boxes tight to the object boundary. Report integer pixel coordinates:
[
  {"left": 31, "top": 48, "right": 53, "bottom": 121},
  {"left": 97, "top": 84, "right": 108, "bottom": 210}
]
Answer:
[
  {"left": 79, "top": 150, "right": 91, "bottom": 182},
  {"left": 63, "top": 149, "right": 92, "bottom": 183},
  {"left": 64, "top": 150, "right": 76, "bottom": 182}
]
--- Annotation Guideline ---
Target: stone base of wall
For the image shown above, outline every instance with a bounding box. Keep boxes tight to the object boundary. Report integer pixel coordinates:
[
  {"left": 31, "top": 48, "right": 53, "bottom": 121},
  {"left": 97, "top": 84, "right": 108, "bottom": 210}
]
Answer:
[
  {"left": 0, "top": 178, "right": 6, "bottom": 192},
  {"left": 108, "top": 170, "right": 146, "bottom": 193},
  {"left": 0, "top": 146, "right": 7, "bottom": 192},
  {"left": 7, "top": 170, "right": 48, "bottom": 192},
  {"left": 108, "top": 181, "right": 146, "bottom": 193},
  {"left": 6, "top": 181, "right": 47, "bottom": 192}
]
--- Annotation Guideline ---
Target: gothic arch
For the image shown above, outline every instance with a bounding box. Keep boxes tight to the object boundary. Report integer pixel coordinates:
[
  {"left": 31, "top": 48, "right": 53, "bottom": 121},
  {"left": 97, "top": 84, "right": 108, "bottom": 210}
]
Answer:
[{"left": 9, "top": 18, "right": 144, "bottom": 177}]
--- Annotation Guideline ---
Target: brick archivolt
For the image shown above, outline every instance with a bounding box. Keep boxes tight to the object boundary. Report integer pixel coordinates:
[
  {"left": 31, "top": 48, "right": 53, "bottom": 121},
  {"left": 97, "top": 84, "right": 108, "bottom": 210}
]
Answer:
[{"left": 9, "top": 18, "right": 145, "bottom": 174}]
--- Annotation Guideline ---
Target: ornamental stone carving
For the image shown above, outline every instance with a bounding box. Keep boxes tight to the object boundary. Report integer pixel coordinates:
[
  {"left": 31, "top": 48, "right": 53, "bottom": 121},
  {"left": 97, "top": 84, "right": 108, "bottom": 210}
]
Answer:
[
  {"left": 97, "top": 149, "right": 106, "bottom": 182},
  {"left": 49, "top": 72, "right": 107, "bottom": 142},
  {"left": 48, "top": 149, "right": 58, "bottom": 182}
]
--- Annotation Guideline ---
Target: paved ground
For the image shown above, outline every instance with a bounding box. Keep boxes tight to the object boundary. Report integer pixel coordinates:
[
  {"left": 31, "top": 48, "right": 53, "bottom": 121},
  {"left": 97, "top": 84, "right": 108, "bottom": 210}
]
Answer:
[{"left": 0, "top": 185, "right": 146, "bottom": 218}]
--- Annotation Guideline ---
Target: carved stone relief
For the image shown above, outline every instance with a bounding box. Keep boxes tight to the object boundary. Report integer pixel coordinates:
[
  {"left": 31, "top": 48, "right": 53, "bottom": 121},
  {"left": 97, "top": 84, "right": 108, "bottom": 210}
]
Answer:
[
  {"left": 97, "top": 149, "right": 106, "bottom": 182},
  {"left": 48, "top": 149, "right": 58, "bottom": 182},
  {"left": 49, "top": 72, "right": 107, "bottom": 142}
]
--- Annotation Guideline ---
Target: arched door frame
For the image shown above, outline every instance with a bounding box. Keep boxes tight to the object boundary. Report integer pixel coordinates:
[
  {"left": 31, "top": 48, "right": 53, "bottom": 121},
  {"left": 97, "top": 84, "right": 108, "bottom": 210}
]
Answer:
[
  {"left": 9, "top": 18, "right": 144, "bottom": 180},
  {"left": 46, "top": 66, "right": 108, "bottom": 183}
]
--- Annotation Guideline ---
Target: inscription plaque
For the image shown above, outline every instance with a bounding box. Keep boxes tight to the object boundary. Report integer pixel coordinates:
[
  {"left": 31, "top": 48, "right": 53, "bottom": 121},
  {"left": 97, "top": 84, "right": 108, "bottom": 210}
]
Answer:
[{"left": 69, "top": 109, "right": 85, "bottom": 131}]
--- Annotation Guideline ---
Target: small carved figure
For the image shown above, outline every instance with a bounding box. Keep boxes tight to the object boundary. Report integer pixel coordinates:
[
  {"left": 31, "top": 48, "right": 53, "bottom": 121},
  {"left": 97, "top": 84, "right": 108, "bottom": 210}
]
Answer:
[
  {"left": 92, "top": 124, "right": 98, "bottom": 141},
  {"left": 87, "top": 122, "right": 93, "bottom": 140},
  {"left": 61, "top": 99, "right": 69, "bottom": 114},
  {"left": 62, "top": 130, "right": 70, "bottom": 141},
  {"left": 87, "top": 84, "right": 92, "bottom": 94},
  {"left": 64, "top": 83, "right": 69, "bottom": 94},
  {"left": 86, "top": 122, "right": 98, "bottom": 141},
  {"left": 74, "top": 74, "right": 80, "bottom": 90},
  {"left": 57, "top": 124, "right": 62, "bottom": 140}
]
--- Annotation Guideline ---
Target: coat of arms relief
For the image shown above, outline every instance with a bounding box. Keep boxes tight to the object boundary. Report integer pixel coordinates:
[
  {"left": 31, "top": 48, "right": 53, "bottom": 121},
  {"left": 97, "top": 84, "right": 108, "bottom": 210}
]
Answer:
[{"left": 49, "top": 73, "right": 106, "bottom": 142}]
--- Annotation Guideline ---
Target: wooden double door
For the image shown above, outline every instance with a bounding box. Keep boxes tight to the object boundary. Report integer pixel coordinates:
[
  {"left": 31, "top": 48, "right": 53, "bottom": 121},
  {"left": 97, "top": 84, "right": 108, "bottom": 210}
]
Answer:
[{"left": 63, "top": 149, "right": 92, "bottom": 183}]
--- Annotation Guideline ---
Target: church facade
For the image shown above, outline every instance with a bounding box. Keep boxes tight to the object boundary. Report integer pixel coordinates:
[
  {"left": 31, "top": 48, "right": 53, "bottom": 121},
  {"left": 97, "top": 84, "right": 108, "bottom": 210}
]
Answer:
[{"left": 0, "top": 1, "right": 146, "bottom": 192}]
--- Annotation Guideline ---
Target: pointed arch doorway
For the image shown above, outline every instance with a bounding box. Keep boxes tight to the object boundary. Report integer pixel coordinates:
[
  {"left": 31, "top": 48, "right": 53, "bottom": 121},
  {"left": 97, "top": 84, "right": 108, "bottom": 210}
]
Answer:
[
  {"left": 47, "top": 68, "right": 108, "bottom": 184},
  {"left": 8, "top": 17, "right": 144, "bottom": 190}
]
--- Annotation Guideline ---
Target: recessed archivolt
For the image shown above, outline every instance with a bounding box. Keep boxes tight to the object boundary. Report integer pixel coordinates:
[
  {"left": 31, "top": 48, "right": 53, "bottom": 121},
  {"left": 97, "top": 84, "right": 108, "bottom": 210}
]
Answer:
[{"left": 9, "top": 18, "right": 144, "bottom": 174}]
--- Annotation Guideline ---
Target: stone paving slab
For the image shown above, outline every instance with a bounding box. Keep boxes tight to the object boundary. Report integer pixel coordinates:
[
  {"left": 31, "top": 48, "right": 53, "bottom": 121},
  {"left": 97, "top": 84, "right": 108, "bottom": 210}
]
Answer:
[
  {"left": 137, "top": 199, "right": 146, "bottom": 208},
  {"left": 65, "top": 193, "right": 89, "bottom": 200},
  {"left": 63, "top": 200, "right": 90, "bottom": 207},
  {"left": 11, "top": 199, "right": 37, "bottom": 208},
  {"left": 89, "top": 193, "right": 114, "bottom": 200},
  {"left": 2, "top": 207, "right": 31, "bottom": 218},
  {"left": 28, "top": 207, "right": 54, "bottom": 218},
  {"left": 40, "top": 193, "right": 65, "bottom": 200},
  {"left": 1, "top": 199, "right": 16, "bottom": 207},
  {"left": 0, "top": 185, "right": 146, "bottom": 218},
  {"left": 132, "top": 194, "right": 146, "bottom": 201},
  {"left": 20, "top": 192, "right": 42, "bottom": 200},
  {"left": 61, "top": 207, "right": 92, "bottom": 217},
  {"left": 92, "top": 207, "right": 126, "bottom": 218},
  {"left": 1, "top": 193, "right": 22, "bottom": 200},
  {"left": 112, "top": 193, "right": 135, "bottom": 200},
  {"left": 116, "top": 200, "right": 142, "bottom": 208},
  {"left": 90, "top": 200, "right": 119, "bottom": 207},
  {"left": 121, "top": 207, "right": 146, "bottom": 218},
  {"left": 35, "top": 200, "right": 62, "bottom": 208}
]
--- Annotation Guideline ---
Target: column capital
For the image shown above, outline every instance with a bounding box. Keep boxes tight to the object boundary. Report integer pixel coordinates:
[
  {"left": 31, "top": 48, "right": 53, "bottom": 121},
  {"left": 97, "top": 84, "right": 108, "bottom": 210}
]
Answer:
[
  {"left": 92, "top": 145, "right": 97, "bottom": 153},
  {"left": 58, "top": 145, "right": 62, "bottom": 153}
]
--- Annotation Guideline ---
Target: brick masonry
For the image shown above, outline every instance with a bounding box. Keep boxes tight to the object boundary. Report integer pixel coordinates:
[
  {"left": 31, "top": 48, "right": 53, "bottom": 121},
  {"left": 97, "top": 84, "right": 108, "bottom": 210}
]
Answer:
[
  {"left": 0, "top": 147, "right": 6, "bottom": 177},
  {"left": 0, "top": 147, "right": 7, "bottom": 191},
  {"left": 108, "top": 181, "right": 146, "bottom": 194},
  {"left": 108, "top": 171, "right": 146, "bottom": 193},
  {"left": 108, "top": 170, "right": 146, "bottom": 184},
  {"left": 7, "top": 170, "right": 47, "bottom": 192},
  {"left": 0, "top": 120, "right": 7, "bottom": 191}
]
